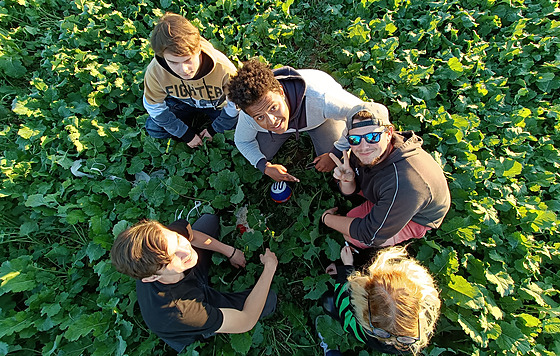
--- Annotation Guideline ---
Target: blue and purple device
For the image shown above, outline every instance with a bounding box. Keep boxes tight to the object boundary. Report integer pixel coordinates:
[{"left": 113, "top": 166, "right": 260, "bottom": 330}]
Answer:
[{"left": 270, "top": 181, "right": 292, "bottom": 203}]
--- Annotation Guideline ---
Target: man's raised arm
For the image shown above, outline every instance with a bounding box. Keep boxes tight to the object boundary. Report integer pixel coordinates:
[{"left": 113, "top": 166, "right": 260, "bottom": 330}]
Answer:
[{"left": 216, "top": 248, "right": 278, "bottom": 333}]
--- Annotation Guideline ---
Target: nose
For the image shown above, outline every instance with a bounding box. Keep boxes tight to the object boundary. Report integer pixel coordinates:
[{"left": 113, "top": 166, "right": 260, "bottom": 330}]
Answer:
[
  {"left": 266, "top": 113, "right": 276, "bottom": 126},
  {"left": 175, "top": 247, "right": 191, "bottom": 260},
  {"left": 181, "top": 62, "right": 191, "bottom": 73},
  {"left": 356, "top": 137, "right": 368, "bottom": 148}
]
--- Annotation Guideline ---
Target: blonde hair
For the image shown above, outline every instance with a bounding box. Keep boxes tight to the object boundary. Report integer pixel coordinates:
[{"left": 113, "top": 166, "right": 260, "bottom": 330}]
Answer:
[{"left": 347, "top": 246, "right": 440, "bottom": 354}]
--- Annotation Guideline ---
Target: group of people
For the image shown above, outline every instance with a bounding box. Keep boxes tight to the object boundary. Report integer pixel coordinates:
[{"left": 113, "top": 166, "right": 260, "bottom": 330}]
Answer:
[{"left": 110, "top": 13, "right": 451, "bottom": 355}]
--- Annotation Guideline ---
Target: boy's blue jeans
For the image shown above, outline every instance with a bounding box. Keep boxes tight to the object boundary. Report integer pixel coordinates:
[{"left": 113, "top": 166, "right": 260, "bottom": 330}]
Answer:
[{"left": 145, "top": 97, "right": 220, "bottom": 139}]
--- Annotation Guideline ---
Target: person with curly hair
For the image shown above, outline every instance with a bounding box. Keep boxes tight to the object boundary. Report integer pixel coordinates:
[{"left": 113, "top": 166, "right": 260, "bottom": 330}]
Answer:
[
  {"left": 227, "top": 59, "right": 363, "bottom": 182},
  {"left": 320, "top": 245, "right": 441, "bottom": 355}
]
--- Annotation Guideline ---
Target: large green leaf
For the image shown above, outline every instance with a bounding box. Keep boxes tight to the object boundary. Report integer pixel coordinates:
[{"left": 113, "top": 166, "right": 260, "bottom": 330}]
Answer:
[
  {"left": 63, "top": 312, "right": 104, "bottom": 341},
  {"left": 494, "top": 321, "right": 532, "bottom": 354},
  {"left": 230, "top": 332, "right": 252, "bottom": 354}
]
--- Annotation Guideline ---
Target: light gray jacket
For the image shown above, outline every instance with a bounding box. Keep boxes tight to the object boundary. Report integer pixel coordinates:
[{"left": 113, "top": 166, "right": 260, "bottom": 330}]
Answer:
[{"left": 234, "top": 69, "right": 362, "bottom": 167}]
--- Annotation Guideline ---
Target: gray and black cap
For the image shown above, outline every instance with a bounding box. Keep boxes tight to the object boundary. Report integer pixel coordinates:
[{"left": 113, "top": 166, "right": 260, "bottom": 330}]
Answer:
[{"left": 345, "top": 101, "right": 390, "bottom": 132}]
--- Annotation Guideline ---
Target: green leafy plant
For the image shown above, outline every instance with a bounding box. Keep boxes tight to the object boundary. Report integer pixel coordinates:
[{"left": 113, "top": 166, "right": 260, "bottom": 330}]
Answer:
[{"left": 1, "top": 0, "right": 559, "bottom": 355}]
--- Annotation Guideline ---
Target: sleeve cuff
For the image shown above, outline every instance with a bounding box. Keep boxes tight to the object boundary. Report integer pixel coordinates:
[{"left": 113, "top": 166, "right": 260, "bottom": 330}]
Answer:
[
  {"left": 256, "top": 158, "right": 268, "bottom": 173},
  {"left": 179, "top": 128, "right": 197, "bottom": 143},
  {"left": 207, "top": 125, "right": 217, "bottom": 137},
  {"left": 330, "top": 147, "right": 343, "bottom": 158},
  {"left": 335, "top": 265, "right": 354, "bottom": 283}
]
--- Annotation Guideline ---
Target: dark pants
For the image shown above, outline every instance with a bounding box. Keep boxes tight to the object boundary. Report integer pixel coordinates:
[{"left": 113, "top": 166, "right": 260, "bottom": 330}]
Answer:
[
  {"left": 145, "top": 97, "right": 220, "bottom": 139},
  {"left": 169, "top": 214, "right": 277, "bottom": 317}
]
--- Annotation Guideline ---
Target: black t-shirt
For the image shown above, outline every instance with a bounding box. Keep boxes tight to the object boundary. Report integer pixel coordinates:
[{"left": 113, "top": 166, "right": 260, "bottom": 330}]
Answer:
[
  {"left": 136, "top": 269, "right": 224, "bottom": 352},
  {"left": 136, "top": 220, "right": 223, "bottom": 352}
]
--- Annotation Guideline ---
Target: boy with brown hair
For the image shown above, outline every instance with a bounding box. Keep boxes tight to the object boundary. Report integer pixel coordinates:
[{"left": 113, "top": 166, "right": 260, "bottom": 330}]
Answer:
[
  {"left": 110, "top": 214, "right": 278, "bottom": 352},
  {"left": 143, "top": 13, "right": 238, "bottom": 148}
]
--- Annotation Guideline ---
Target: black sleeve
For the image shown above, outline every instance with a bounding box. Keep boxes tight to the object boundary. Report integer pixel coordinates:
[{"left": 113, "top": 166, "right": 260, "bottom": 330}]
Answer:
[
  {"left": 179, "top": 127, "right": 197, "bottom": 143},
  {"left": 166, "top": 219, "right": 192, "bottom": 239},
  {"left": 335, "top": 265, "right": 355, "bottom": 284}
]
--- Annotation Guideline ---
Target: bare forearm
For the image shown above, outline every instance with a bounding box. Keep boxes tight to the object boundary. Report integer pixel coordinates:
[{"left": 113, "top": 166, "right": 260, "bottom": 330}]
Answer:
[
  {"left": 338, "top": 180, "right": 356, "bottom": 195},
  {"left": 241, "top": 265, "right": 276, "bottom": 319},
  {"left": 323, "top": 214, "right": 354, "bottom": 236},
  {"left": 217, "top": 265, "right": 276, "bottom": 333},
  {"left": 191, "top": 230, "right": 233, "bottom": 256}
]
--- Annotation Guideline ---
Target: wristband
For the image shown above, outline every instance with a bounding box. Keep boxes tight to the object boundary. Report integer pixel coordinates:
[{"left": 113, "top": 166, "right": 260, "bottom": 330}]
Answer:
[
  {"left": 322, "top": 213, "right": 331, "bottom": 224},
  {"left": 228, "top": 248, "right": 236, "bottom": 260}
]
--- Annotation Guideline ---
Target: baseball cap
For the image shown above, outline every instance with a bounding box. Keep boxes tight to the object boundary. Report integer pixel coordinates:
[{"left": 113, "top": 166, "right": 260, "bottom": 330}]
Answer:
[{"left": 345, "top": 102, "right": 391, "bottom": 132}]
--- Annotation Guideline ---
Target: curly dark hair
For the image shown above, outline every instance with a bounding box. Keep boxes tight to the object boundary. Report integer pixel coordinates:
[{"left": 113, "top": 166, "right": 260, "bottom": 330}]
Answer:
[{"left": 226, "top": 59, "right": 283, "bottom": 111}]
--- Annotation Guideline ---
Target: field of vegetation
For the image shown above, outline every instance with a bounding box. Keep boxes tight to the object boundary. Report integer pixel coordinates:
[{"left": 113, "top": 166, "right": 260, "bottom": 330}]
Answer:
[{"left": 1, "top": 0, "right": 559, "bottom": 354}]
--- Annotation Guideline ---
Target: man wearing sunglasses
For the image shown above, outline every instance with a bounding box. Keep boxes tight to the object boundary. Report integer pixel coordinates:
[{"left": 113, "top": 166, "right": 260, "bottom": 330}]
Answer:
[{"left": 321, "top": 102, "right": 451, "bottom": 249}]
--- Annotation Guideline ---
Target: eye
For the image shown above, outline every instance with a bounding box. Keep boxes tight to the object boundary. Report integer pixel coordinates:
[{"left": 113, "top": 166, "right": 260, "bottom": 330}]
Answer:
[
  {"left": 255, "top": 115, "right": 264, "bottom": 121},
  {"left": 270, "top": 104, "right": 278, "bottom": 111}
]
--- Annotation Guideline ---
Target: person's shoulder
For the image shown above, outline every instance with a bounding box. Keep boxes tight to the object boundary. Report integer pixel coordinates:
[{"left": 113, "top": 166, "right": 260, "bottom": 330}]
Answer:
[
  {"left": 297, "top": 69, "right": 335, "bottom": 81},
  {"left": 136, "top": 278, "right": 160, "bottom": 302},
  {"left": 144, "top": 57, "right": 173, "bottom": 85},
  {"left": 144, "top": 58, "right": 160, "bottom": 75},
  {"left": 200, "top": 38, "right": 236, "bottom": 73},
  {"left": 299, "top": 69, "right": 343, "bottom": 96},
  {"left": 237, "top": 111, "right": 257, "bottom": 128}
]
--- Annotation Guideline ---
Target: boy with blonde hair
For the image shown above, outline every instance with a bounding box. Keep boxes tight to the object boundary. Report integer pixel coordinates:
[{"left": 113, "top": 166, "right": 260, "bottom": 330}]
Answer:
[{"left": 143, "top": 13, "right": 238, "bottom": 148}]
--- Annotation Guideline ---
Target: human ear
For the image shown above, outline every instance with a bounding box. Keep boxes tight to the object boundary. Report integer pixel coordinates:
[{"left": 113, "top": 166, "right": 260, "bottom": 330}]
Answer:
[
  {"left": 141, "top": 275, "right": 162, "bottom": 283},
  {"left": 387, "top": 126, "right": 394, "bottom": 137}
]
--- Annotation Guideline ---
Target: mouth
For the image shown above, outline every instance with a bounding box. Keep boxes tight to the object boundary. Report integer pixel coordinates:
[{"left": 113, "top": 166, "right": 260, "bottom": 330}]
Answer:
[
  {"left": 269, "top": 120, "right": 283, "bottom": 131},
  {"left": 181, "top": 253, "right": 193, "bottom": 265},
  {"left": 355, "top": 150, "right": 380, "bottom": 163},
  {"left": 356, "top": 149, "right": 376, "bottom": 156}
]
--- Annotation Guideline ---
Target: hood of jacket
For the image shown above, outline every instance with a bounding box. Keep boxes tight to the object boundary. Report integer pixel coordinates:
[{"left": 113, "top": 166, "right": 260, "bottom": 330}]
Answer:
[{"left": 272, "top": 66, "right": 307, "bottom": 131}]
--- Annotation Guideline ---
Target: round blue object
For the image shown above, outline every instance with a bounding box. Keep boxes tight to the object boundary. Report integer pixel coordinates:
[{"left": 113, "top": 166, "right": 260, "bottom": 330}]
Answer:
[{"left": 270, "top": 182, "right": 292, "bottom": 203}]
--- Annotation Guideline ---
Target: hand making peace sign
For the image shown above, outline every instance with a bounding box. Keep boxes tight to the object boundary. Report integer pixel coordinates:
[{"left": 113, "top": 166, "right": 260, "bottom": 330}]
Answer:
[{"left": 328, "top": 150, "right": 355, "bottom": 183}]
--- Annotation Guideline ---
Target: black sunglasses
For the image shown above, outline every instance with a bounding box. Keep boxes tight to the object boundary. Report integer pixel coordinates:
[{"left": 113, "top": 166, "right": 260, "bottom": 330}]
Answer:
[
  {"left": 346, "top": 128, "right": 387, "bottom": 146},
  {"left": 366, "top": 297, "right": 420, "bottom": 345}
]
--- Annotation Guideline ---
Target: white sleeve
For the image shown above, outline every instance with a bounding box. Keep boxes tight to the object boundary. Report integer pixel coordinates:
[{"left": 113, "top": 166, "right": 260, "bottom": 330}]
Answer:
[
  {"left": 234, "top": 112, "right": 266, "bottom": 167},
  {"left": 143, "top": 94, "right": 168, "bottom": 119}
]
